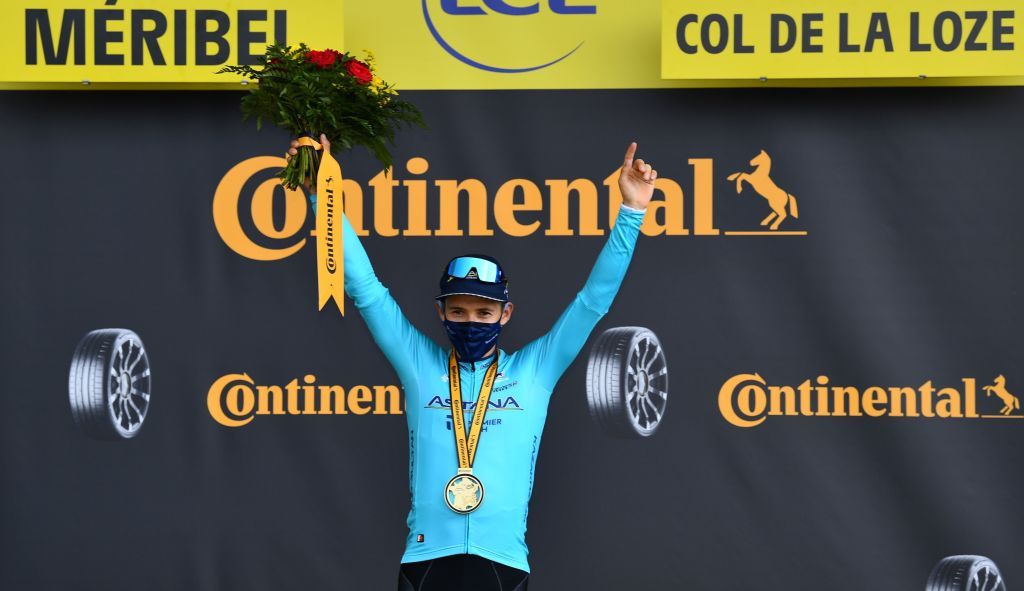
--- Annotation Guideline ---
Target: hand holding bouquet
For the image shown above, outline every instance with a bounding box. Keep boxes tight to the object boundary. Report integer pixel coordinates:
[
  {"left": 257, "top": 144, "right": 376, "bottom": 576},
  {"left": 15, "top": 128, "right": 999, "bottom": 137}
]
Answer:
[
  {"left": 218, "top": 43, "right": 426, "bottom": 190},
  {"left": 218, "top": 43, "right": 424, "bottom": 316}
]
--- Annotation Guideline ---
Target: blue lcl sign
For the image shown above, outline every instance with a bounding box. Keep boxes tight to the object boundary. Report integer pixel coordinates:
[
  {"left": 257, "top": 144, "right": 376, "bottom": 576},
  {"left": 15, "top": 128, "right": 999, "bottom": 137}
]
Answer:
[
  {"left": 422, "top": 0, "right": 597, "bottom": 73},
  {"left": 441, "top": 0, "right": 596, "bottom": 15}
]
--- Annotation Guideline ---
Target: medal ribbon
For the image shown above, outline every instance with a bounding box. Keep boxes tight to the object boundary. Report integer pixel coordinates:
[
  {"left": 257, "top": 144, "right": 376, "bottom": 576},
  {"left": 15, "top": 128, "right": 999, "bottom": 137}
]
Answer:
[
  {"left": 447, "top": 348, "right": 500, "bottom": 470},
  {"left": 295, "top": 136, "right": 345, "bottom": 316}
]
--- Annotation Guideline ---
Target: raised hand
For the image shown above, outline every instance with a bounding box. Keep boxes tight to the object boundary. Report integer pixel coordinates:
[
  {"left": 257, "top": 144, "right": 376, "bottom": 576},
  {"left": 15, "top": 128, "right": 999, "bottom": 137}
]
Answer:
[
  {"left": 287, "top": 133, "right": 332, "bottom": 191},
  {"left": 618, "top": 141, "right": 657, "bottom": 210}
]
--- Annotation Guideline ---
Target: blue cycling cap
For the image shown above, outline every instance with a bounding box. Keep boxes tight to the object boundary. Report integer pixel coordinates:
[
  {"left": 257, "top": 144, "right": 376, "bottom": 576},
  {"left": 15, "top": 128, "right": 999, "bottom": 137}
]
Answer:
[{"left": 436, "top": 254, "right": 509, "bottom": 302}]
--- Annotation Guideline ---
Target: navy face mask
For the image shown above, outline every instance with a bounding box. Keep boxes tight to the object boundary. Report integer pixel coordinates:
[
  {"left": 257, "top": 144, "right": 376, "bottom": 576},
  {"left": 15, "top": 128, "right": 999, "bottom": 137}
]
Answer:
[{"left": 442, "top": 317, "right": 503, "bottom": 363}]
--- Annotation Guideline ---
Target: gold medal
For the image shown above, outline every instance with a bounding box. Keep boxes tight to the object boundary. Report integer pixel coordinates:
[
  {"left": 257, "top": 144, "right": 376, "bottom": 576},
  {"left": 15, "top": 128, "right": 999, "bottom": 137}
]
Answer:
[
  {"left": 443, "top": 348, "right": 499, "bottom": 514},
  {"left": 445, "top": 468, "right": 485, "bottom": 514}
]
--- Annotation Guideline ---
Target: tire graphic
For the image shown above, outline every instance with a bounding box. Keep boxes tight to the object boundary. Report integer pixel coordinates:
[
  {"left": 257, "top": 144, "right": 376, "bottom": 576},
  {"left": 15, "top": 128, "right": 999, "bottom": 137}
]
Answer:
[
  {"left": 68, "top": 328, "right": 152, "bottom": 440},
  {"left": 927, "top": 555, "right": 1007, "bottom": 591},
  {"left": 586, "top": 326, "right": 668, "bottom": 438}
]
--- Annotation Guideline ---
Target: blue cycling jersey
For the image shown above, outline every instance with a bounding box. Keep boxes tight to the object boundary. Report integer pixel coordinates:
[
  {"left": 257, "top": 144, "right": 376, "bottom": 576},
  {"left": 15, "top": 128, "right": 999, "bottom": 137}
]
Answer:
[{"left": 311, "top": 194, "right": 646, "bottom": 573}]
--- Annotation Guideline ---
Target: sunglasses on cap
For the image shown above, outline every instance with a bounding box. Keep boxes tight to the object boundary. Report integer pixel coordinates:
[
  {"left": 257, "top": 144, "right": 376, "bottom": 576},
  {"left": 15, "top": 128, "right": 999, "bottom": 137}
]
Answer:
[{"left": 444, "top": 256, "right": 506, "bottom": 284}]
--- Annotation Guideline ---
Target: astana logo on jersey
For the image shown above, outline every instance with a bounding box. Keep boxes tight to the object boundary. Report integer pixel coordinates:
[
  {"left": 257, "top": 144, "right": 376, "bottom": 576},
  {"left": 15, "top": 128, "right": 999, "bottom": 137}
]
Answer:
[
  {"left": 427, "top": 371, "right": 523, "bottom": 431},
  {"left": 424, "top": 392, "right": 524, "bottom": 412},
  {"left": 426, "top": 388, "right": 523, "bottom": 432}
]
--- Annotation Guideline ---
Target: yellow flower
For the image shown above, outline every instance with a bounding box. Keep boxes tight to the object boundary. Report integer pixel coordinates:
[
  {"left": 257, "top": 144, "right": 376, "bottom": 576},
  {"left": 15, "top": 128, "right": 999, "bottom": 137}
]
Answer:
[
  {"left": 360, "top": 48, "right": 395, "bottom": 100},
  {"left": 362, "top": 48, "right": 376, "bottom": 69}
]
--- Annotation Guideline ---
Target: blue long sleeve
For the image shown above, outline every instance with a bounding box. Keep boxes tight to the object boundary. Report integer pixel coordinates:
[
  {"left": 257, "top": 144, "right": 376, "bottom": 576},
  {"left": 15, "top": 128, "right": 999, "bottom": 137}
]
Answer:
[
  {"left": 310, "top": 192, "right": 647, "bottom": 571},
  {"left": 311, "top": 192, "right": 644, "bottom": 394},
  {"left": 520, "top": 204, "right": 646, "bottom": 391},
  {"left": 310, "top": 193, "right": 440, "bottom": 385}
]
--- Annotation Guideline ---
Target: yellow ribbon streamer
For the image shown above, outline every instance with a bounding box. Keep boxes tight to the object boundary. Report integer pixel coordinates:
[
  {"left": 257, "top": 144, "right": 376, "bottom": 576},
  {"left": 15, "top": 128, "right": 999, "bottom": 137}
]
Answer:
[{"left": 295, "top": 136, "right": 344, "bottom": 316}]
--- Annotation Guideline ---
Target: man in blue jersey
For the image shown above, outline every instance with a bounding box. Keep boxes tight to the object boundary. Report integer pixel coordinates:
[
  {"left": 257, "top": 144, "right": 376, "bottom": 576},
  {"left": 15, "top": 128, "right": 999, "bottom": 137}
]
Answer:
[{"left": 292, "top": 135, "right": 656, "bottom": 590}]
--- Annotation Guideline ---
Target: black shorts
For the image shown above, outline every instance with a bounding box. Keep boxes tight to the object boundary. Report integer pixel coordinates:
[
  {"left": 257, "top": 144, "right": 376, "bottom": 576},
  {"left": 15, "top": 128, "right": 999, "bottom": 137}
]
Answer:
[{"left": 397, "top": 553, "right": 530, "bottom": 591}]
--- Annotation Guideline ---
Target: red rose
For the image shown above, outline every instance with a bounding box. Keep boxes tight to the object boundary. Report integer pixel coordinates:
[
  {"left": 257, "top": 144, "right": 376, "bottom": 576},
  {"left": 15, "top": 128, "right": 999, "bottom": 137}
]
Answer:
[
  {"left": 344, "top": 59, "right": 373, "bottom": 85},
  {"left": 304, "top": 49, "right": 341, "bottom": 70}
]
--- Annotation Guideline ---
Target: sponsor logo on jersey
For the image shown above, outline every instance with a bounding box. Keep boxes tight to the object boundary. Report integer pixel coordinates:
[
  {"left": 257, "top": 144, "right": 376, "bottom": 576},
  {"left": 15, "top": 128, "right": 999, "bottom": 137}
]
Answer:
[{"left": 425, "top": 394, "right": 523, "bottom": 411}]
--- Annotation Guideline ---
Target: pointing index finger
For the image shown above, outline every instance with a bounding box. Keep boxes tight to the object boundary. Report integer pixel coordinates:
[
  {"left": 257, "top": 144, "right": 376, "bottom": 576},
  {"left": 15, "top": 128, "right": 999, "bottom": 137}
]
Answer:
[{"left": 622, "top": 141, "right": 637, "bottom": 168}]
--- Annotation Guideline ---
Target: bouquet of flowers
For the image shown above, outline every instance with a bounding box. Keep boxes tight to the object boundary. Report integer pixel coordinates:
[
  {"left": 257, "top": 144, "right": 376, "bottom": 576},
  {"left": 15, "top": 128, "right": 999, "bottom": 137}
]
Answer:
[{"left": 217, "top": 43, "right": 426, "bottom": 190}]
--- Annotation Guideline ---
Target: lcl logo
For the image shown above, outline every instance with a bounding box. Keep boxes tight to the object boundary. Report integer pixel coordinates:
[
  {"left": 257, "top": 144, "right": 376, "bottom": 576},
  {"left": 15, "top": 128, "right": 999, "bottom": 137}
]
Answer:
[{"left": 422, "top": 0, "right": 596, "bottom": 73}]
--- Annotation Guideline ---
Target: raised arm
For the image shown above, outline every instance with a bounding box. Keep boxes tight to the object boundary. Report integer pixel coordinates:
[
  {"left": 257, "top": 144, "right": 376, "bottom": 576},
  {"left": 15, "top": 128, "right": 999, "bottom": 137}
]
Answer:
[
  {"left": 523, "top": 142, "right": 656, "bottom": 391},
  {"left": 310, "top": 192, "right": 439, "bottom": 384}
]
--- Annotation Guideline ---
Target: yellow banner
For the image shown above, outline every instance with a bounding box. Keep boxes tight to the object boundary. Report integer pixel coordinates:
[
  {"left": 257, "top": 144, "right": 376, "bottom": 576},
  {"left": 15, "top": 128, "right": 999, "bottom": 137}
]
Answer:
[
  {"left": 344, "top": 0, "right": 1022, "bottom": 88},
  {"left": 343, "top": 0, "right": 668, "bottom": 90},
  {"left": 0, "top": 0, "right": 343, "bottom": 87},
  {"left": 4, "top": 0, "right": 1022, "bottom": 88},
  {"left": 662, "top": 0, "right": 1024, "bottom": 80}
]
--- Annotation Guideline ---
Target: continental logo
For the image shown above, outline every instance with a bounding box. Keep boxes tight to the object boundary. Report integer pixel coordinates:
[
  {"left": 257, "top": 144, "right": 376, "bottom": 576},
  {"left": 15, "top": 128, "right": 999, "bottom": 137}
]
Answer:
[
  {"left": 208, "top": 373, "right": 403, "bottom": 427},
  {"left": 719, "top": 373, "right": 1022, "bottom": 428},
  {"left": 422, "top": 0, "right": 595, "bottom": 73},
  {"left": 213, "top": 150, "right": 807, "bottom": 261}
]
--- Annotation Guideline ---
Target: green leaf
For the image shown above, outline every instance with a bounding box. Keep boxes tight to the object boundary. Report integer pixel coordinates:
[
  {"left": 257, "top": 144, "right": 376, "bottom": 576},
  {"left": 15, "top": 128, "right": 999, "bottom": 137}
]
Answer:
[{"left": 220, "top": 41, "right": 426, "bottom": 170}]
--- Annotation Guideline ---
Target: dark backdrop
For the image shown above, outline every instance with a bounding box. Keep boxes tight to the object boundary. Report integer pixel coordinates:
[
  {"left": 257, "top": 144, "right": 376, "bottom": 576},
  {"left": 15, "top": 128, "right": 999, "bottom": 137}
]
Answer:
[{"left": 1, "top": 87, "right": 1021, "bottom": 589}]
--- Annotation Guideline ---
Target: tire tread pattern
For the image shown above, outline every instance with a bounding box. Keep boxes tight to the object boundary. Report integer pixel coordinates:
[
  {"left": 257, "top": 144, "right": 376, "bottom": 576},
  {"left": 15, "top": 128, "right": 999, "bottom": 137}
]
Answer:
[
  {"left": 69, "top": 328, "right": 126, "bottom": 440},
  {"left": 586, "top": 326, "right": 656, "bottom": 438},
  {"left": 926, "top": 555, "right": 1006, "bottom": 591}
]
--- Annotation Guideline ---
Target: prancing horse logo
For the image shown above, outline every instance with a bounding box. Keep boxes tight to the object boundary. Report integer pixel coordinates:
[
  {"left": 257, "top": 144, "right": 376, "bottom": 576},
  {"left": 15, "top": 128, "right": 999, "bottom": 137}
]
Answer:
[
  {"left": 983, "top": 375, "right": 1021, "bottom": 416},
  {"left": 727, "top": 150, "right": 800, "bottom": 231}
]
